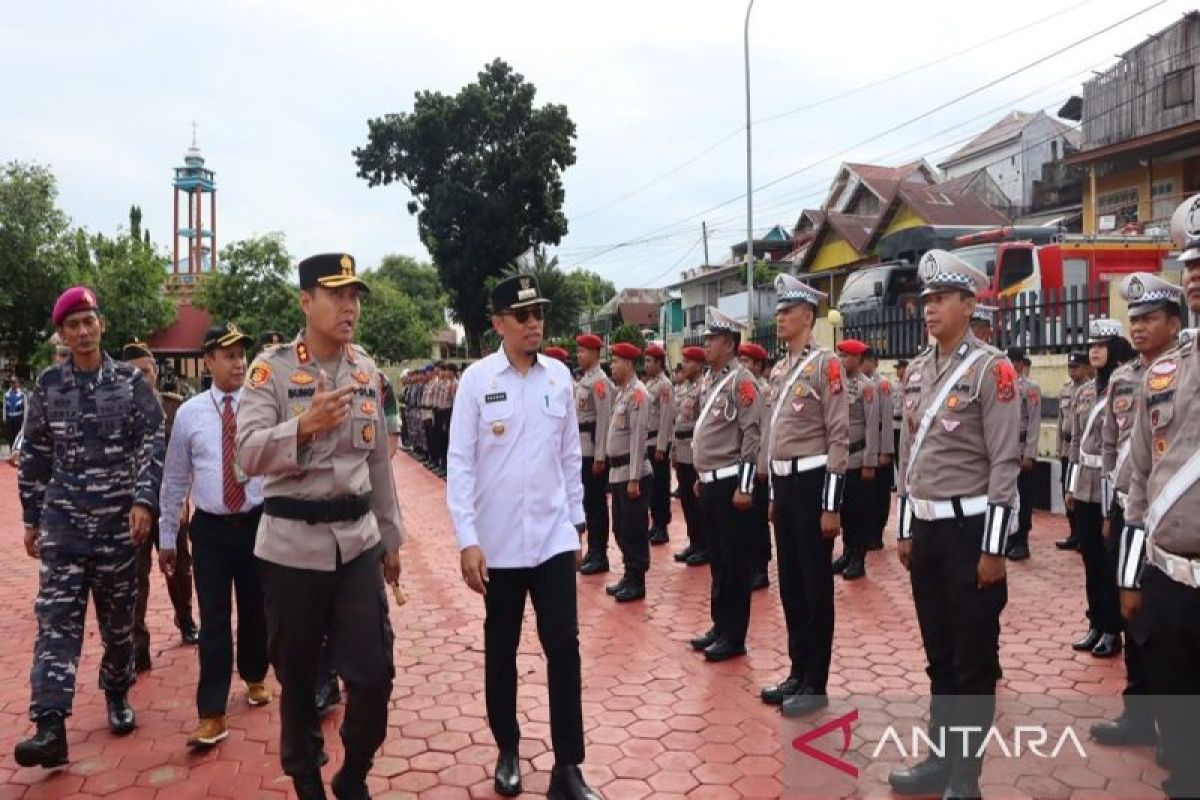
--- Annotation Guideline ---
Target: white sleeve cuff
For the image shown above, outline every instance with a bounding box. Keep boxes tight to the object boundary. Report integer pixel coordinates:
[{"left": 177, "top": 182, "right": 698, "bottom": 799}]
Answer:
[
  {"left": 822, "top": 471, "right": 844, "bottom": 513},
  {"left": 1118, "top": 526, "right": 1147, "bottom": 590},
  {"left": 982, "top": 504, "right": 1013, "bottom": 555},
  {"left": 738, "top": 462, "right": 756, "bottom": 495},
  {"left": 897, "top": 496, "right": 913, "bottom": 540}
]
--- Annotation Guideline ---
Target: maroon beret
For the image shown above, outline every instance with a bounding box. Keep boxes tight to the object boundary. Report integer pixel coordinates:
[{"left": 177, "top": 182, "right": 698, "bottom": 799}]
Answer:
[
  {"left": 52, "top": 286, "right": 100, "bottom": 327},
  {"left": 682, "top": 346, "right": 706, "bottom": 362},
  {"left": 544, "top": 346, "right": 569, "bottom": 362},
  {"left": 610, "top": 342, "right": 643, "bottom": 361},
  {"left": 738, "top": 342, "right": 768, "bottom": 362},
  {"left": 575, "top": 333, "right": 604, "bottom": 351},
  {"left": 836, "top": 339, "right": 868, "bottom": 356},
  {"left": 645, "top": 344, "right": 666, "bottom": 360}
]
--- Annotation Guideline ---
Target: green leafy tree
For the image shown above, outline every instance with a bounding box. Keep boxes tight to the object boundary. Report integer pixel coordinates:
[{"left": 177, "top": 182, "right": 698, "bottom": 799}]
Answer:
[
  {"left": 357, "top": 274, "right": 434, "bottom": 363},
  {"left": 565, "top": 268, "right": 616, "bottom": 315},
  {"left": 195, "top": 234, "right": 303, "bottom": 341},
  {"left": 611, "top": 324, "right": 646, "bottom": 350},
  {"left": 0, "top": 162, "right": 75, "bottom": 370},
  {"left": 501, "top": 250, "right": 581, "bottom": 339},
  {"left": 366, "top": 254, "right": 447, "bottom": 332},
  {"left": 354, "top": 58, "right": 577, "bottom": 355}
]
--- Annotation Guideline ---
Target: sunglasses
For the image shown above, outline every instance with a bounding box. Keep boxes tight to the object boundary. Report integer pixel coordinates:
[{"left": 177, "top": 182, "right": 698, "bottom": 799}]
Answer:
[{"left": 504, "top": 306, "right": 546, "bottom": 323}]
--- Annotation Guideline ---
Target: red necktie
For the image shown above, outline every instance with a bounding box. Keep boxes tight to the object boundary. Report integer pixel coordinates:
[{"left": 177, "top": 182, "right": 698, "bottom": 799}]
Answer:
[{"left": 222, "top": 395, "right": 246, "bottom": 512}]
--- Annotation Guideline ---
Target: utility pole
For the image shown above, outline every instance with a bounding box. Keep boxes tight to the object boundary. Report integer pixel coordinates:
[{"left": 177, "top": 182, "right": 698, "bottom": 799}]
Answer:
[
  {"left": 743, "top": 0, "right": 756, "bottom": 330},
  {"left": 702, "top": 221, "right": 711, "bottom": 266}
]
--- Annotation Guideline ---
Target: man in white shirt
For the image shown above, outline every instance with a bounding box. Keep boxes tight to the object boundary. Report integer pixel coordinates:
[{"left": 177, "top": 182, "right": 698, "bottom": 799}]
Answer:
[
  {"left": 159, "top": 324, "right": 269, "bottom": 750},
  {"left": 447, "top": 275, "right": 600, "bottom": 800}
]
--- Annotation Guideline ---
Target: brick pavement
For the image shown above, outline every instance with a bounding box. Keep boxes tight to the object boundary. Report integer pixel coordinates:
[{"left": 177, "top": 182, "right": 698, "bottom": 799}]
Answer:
[{"left": 0, "top": 455, "right": 1163, "bottom": 798}]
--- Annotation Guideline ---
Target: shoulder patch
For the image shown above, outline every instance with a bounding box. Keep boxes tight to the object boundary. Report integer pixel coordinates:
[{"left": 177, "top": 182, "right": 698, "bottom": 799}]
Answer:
[
  {"left": 827, "top": 358, "right": 843, "bottom": 394},
  {"left": 863, "top": 385, "right": 874, "bottom": 403},
  {"left": 993, "top": 360, "right": 1017, "bottom": 402},
  {"left": 738, "top": 378, "right": 758, "bottom": 407},
  {"left": 594, "top": 380, "right": 607, "bottom": 400},
  {"left": 248, "top": 362, "right": 272, "bottom": 389},
  {"left": 632, "top": 388, "right": 645, "bottom": 407},
  {"left": 879, "top": 378, "right": 891, "bottom": 394}
]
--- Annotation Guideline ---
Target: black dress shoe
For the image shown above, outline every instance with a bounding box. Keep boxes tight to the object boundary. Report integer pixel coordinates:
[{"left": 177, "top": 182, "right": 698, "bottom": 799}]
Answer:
[
  {"left": 649, "top": 527, "right": 669, "bottom": 546},
  {"left": 494, "top": 749, "right": 522, "bottom": 797},
  {"left": 760, "top": 676, "right": 802, "bottom": 705},
  {"left": 942, "top": 773, "right": 981, "bottom": 799},
  {"left": 842, "top": 557, "right": 865, "bottom": 580},
  {"left": 750, "top": 572, "right": 769, "bottom": 591},
  {"left": 703, "top": 638, "right": 747, "bottom": 662},
  {"left": 1006, "top": 543, "right": 1031, "bottom": 561},
  {"left": 1055, "top": 537, "right": 1080, "bottom": 550},
  {"left": 1072, "top": 628, "right": 1102, "bottom": 651},
  {"left": 780, "top": 686, "right": 829, "bottom": 718},
  {"left": 604, "top": 576, "right": 627, "bottom": 596},
  {"left": 315, "top": 677, "right": 342, "bottom": 717},
  {"left": 13, "top": 712, "right": 68, "bottom": 768},
  {"left": 547, "top": 763, "right": 600, "bottom": 800},
  {"left": 293, "top": 774, "right": 327, "bottom": 800},
  {"left": 673, "top": 546, "right": 695, "bottom": 563},
  {"left": 1091, "top": 632, "right": 1122, "bottom": 657},
  {"left": 690, "top": 629, "right": 718, "bottom": 651},
  {"left": 331, "top": 760, "right": 372, "bottom": 800},
  {"left": 614, "top": 582, "right": 645, "bottom": 603},
  {"left": 105, "top": 691, "right": 136, "bottom": 735},
  {"left": 888, "top": 755, "right": 951, "bottom": 796},
  {"left": 831, "top": 553, "right": 851, "bottom": 574},
  {"left": 685, "top": 550, "right": 710, "bottom": 566},
  {"left": 578, "top": 557, "right": 609, "bottom": 575},
  {"left": 178, "top": 619, "right": 200, "bottom": 645},
  {"left": 1090, "top": 714, "right": 1156, "bottom": 746}
]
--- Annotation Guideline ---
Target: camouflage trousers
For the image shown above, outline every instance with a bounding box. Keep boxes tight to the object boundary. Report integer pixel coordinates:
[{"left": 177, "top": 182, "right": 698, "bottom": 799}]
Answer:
[{"left": 30, "top": 534, "right": 138, "bottom": 719}]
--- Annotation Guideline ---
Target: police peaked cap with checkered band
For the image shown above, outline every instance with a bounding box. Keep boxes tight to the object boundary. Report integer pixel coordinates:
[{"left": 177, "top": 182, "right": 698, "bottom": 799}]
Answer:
[
  {"left": 917, "top": 249, "right": 989, "bottom": 297},
  {"left": 702, "top": 306, "right": 742, "bottom": 337},
  {"left": 1087, "top": 318, "right": 1125, "bottom": 343},
  {"left": 971, "top": 304, "right": 997, "bottom": 323},
  {"left": 1120, "top": 272, "right": 1183, "bottom": 318},
  {"left": 1170, "top": 193, "right": 1200, "bottom": 262},
  {"left": 299, "top": 253, "right": 369, "bottom": 292},
  {"left": 774, "top": 273, "right": 826, "bottom": 310},
  {"left": 491, "top": 273, "right": 551, "bottom": 313}
]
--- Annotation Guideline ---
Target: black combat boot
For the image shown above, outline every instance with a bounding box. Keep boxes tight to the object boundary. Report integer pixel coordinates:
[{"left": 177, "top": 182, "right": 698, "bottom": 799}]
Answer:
[
  {"left": 105, "top": 691, "right": 136, "bottom": 735},
  {"left": 14, "top": 712, "right": 69, "bottom": 768},
  {"left": 331, "top": 754, "right": 373, "bottom": 800}
]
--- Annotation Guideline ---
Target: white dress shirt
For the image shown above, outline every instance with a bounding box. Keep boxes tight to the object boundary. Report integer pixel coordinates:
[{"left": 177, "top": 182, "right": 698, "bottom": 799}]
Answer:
[
  {"left": 159, "top": 386, "right": 265, "bottom": 550},
  {"left": 447, "top": 349, "right": 585, "bottom": 568}
]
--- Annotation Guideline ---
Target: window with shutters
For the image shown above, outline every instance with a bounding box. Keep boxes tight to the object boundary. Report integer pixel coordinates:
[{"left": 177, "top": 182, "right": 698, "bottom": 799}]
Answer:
[{"left": 1163, "top": 67, "right": 1194, "bottom": 110}]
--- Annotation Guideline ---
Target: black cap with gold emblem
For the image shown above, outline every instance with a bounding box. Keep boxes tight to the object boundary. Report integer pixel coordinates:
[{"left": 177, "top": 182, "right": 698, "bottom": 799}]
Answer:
[
  {"left": 259, "top": 330, "right": 285, "bottom": 347},
  {"left": 491, "top": 273, "right": 551, "bottom": 313},
  {"left": 203, "top": 322, "right": 254, "bottom": 353},
  {"left": 298, "top": 252, "right": 369, "bottom": 293},
  {"left": 121, "top": 341, "right": 154, "bottom": 361}
]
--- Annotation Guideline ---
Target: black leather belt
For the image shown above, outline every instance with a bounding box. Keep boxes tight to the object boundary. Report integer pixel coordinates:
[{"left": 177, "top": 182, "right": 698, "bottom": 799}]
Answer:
[
  {"left": 674, "top": 430, "right": 693, "bottom": 440},
  {"left": 195, "top": 505, "right": 263, "bottom": 526},
  {"left": 579, "top": 421, "right": 596, "bottom": 434},
  {"left": 264, "top": 493, "right": 371, "bottom": 524},
  {"left": 849, "top": 440, "right": 865, "bottom": 454},
  {"left": 608, "top": 454, "right": 631, "bottom": 468}
]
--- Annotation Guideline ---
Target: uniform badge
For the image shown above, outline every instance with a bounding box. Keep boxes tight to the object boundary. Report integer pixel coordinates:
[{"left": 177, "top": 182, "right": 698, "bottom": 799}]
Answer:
[
  {"left": 863, "top": 385, "right": 874, "bottom": 403},
  {"left": 594, "top": 380, "right": 607, "bottom": 400},
  {"left": 1113, "top": 396, "right": 1132, "bottom": 413},
  {"left": 295, "top": 342, "right": 311, "bottom": 364},
  {"left": 801, "top": 362, "right": 815, "bottom": 377},
  {"left": 738, "top": 379, "right": 758, "bottom": 407},
  {"left": 905, "top": 397, "right": 917, "bottom": 411},
  {"left": 795, "top": 384, "right": 808, "bottom": 398},
  {"left": 1151, "top": 360, "right": 1177, "bottom": 375},
  {"left": 492, "top": 421, "right": 506, "bottom": 436},
  {"left": 291, "top": 403, "right": 305, "bottom": 418},
  {"left": 947, "top": 395, "right": 960, "bottom": 410},
  {"left": 993, "top": 361, "right": 1017, "bottom": 401},
  {"left": 1154, "top": 436, "right": 1168, "bottom": 459},
  {"left": 1116, "top": 414, "right": 1129, "bottom": 430},
  {"left": 352, "top": 371, "right": 371, "bottom": 385},
  {"left": 1149, "top": 374, "right": 1175, "bottom": 392},
  {"left": 632, "top": 389, "right": 645, "bottom": 407},
  {"left": 361, "top": 400, "right": 376, "bottom": 415},
  {"left": 248, "top": 362, "right": 272, "bottom": 389},
  {"left": 941, "top": 419, "right": 960, "bottom": 433},
  {"left": 361, "top": 422, "right": 375, "bottom": 445},
  {"left": 879, "top": 379, "right": 891, "bottom": 395},
  {"left": 908, "top": 372, "right": 922, "bottom": 385},
  {"left": 826, "top": 359, "right": 843, "bottom": 394},
  {"left": 791, "top": 401, "right": 804, "bottom": 413},
  {"left": 290, "top": 371, "right": 314, "bottom": 385}
]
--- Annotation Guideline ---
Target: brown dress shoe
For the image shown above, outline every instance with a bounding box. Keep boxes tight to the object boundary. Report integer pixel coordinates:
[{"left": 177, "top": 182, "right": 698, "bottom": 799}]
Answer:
[
  {"left": 246, "top": 681, "right": 273, "bottom": 706},
  {"left": 187, "top": 715, "right": 229, "bottom": 748}
]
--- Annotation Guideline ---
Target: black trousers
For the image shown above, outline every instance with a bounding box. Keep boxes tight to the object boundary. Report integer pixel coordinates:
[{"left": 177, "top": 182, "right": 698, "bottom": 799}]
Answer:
[
  {"left": 910, "top": 515, "right": 1007, "bottom": 777},
  {"left": 840, "top": 468, "right": 872, "bottom": 557},
  {"left": 773, "top": 468, "right": 835, "bottom": 691},
  {"left": 872, "top": 460, "right": 894, "bottom": 545},
  {"left": 5, "top": 415, "right": 22, "bottom": 447},
  {"left": 434, "top": 408, "right": 451, "bottom": 468},
  {"left": 134, "top": 515, "right": 194, "bottom": 657},
  {"left": 1013, "top": 467, "right": 1036, "bottom": 547},
  {"left": 674, "top": 462, "right": 705, "bottom": 552},
  {"left": 190, "top": 508, "right": 269, "bottom": 717},
  {"left": 1142, "top": 567, "right": 1200, "bottom": 795},
  {"left": 1060, "top": 457, "right": 1076, "bottom": 538},
  {"left": 1074, "top": 500, "right": 1121, "bottom": 634},
  {"left": 484, "top": 551, "right": 584, "bottom": 765},
  {"left": 1105, "top": 502, "right": 1151, "bottom": 713},
  {"left": 260, "top": 542, "right": 394, "bottom": 778},
  {"left": 422, "top": 417, "right": 434, "bottom": 457},
  {"left": 649, "top": 444, "right": 672, "bottom": 529},
  {"left": 611, "top": 477, "right": 651, "bottom": 578},
  {"left": 751, "top": 477, "right": 771, "bottom": 574},
  {"left": 581, "top": 457, "right": 610, "bottom": 559},
  {"left": 700, "top": 476, "right": 752, "bottom": 646}
]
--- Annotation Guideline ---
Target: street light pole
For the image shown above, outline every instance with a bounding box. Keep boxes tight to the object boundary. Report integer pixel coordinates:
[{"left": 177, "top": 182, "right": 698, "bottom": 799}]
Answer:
[{"left": 743, "top": 0, "right": 756, "bottom": 331}]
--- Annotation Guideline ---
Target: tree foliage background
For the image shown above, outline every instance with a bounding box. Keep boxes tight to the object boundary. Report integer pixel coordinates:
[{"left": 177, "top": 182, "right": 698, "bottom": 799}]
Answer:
[{"left": 354, "top": 58, "right": 577, "bottom": 355}]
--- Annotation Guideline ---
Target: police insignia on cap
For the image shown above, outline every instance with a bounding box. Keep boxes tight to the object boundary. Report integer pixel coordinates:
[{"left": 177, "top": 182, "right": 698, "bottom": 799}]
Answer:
[
  {"left": 340, "top": 254, "right": 353, "bottom": 274},
  {"left": 1127, "top": 276, "right": 1145, "bottom": 300},
  {"left": 83, "top": 289, "right": 95, "bottom": 306}
]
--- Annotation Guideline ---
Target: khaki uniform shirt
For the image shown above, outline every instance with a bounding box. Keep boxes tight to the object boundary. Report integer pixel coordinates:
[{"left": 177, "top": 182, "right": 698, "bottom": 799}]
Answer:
[
  {"left": 1056, "top": 381, "right": 1076, "bottom": 459},
  {"left": 605, "top": 377, "right": 651, "bottom": 483},
  {"left": 897, "top": 334, "right": 1020, "bottom": 507},
  {"left": 672, "top": 376, "right": 702, "bottom": 465},
  {"left": 875, "top": 373, "right": 896, "bottom": 457},
  {"left": 643, "top": 373, "right": 675, "bottom": 453},
  {"left": 1068, "top": 380, "right": 1105, "bottom": 504},
  {"left": 846, "top": 372, "right": 880, "bottom": 470},
  {"left": 236, "top": 338, "right": 405, "bottom": 571},
  {"left": 692, "top": 360, "right": 762, "bottom": 494},
  {"left": 1125, "top": 337, "right": 1200, "bottom": 558},
  {"left": 575, "top": 365, "right": 614, "bottom": 460},
  {"left": 1102, "top": 360, "right": 1147, "bottom": 497},
  {"left": 758, "top": 346, "right": 848, "bottom": 476},
  {"left": 1019, "top": 376, "right": 1042, "bottom": 461}
]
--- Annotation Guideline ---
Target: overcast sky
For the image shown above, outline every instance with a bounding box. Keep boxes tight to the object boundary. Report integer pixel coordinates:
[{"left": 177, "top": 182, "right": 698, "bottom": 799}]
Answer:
[{"left": 1, "top": 0, "right": 1187, "bottom": 290}]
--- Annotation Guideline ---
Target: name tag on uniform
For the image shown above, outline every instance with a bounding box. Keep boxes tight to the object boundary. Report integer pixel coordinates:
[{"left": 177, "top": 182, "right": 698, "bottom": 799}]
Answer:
[{"left": 485, "top": 392, "right": 507, "bottom": 404}]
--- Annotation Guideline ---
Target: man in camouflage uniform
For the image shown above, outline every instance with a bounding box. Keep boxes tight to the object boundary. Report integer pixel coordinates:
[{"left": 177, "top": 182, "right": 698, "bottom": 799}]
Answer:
[
  {"left": 643, "top": 345, "right": 674, "bottom": 547},
  {"left": 889, "top": 251, "right": 1020, "bottom": 798},
  {"left": 832, "top": 339, "right": 879, "bottom": 581},
  {"left": 603, "top": 342, "right": 653, "bottom": 603},
  {"left": 1055, "top": 352, "right": 1091, "bottom": 550},
  {"left": 15, "top": 287, "right": 165, "bottom": 768},
  {"left": 739, "top": 341, "right": 773, "bottom": 590},
  {"left": 671, "top": 347, "right": 708, "bottom": 566},
  {"left": 576, "top": 334, "right": 615, "bottom": 575},
  {"left": 1006, "top": 347, "right": 1040, "bottom": 561}
]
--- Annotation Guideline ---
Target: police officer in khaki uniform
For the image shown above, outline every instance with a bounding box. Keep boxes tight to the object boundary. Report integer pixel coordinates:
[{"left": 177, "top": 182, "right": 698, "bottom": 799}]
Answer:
[
  {"left": 756, "top": 274, "right": 848, "bottom": 716},
  {"left": 236, "top": 253, "right": 404, "bottom": 800},
  {"left": 738, "top": 341, "right": 772, "bottom": 590},
  {"left": 969, "top": 304, "right": 996, "bottom": 344},
  {"left": 832, "top": 339, "right": 878, "bottom": 581},
  {"left": 1055, "top": 352, "right": 1091, "bottom": 551},
  {"left": 642, "top": 344, "right": 674, "bottom": 546},
  {"left": 671, "top": 347, "right": 708, "bottom": 566},
  {"left": 1066, "top": 319, "right": 1135, "bottom": 659},
  {"left": 603, "top": 342, "right": 653, "bottom": 603},
  {"left": 576, "top": 335, "right": 615, "bottom": 575},
  {"left": 1116, "top": 212, "right": 1200, "bottom": 797},
  {"left": 889, "top": 250, "right": 1020, "bottom": 798},
  {"left": 689, "top": 308, "right": 762, "bottom": 663},
  {"left": 1006, "top": 347, "right": 1040, "bottom": 561},
  {"left": 863, "top": 348, "right": 894, "bottom": 551},
  {"left": 1090, "top": 273, "right": 1183, "bottom": 751}
]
